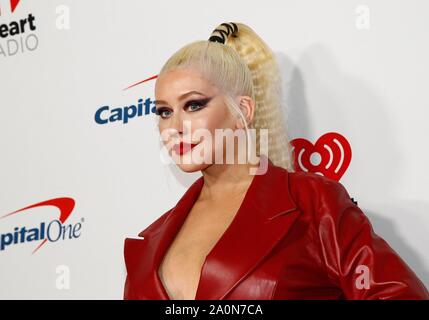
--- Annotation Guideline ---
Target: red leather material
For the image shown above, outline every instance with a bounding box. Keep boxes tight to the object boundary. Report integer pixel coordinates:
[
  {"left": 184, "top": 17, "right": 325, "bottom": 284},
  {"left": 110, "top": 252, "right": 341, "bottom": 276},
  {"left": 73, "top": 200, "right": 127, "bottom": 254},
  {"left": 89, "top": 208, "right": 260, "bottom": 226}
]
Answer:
[{"left": 123, "top": 157, "right": 429, "bottom": 300}]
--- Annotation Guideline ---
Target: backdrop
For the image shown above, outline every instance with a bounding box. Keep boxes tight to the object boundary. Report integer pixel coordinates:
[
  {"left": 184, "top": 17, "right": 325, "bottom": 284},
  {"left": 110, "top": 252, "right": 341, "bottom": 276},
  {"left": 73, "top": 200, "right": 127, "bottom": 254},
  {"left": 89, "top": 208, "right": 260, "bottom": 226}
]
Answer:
[{"left": 0, "top": 0, "right": 428, "bottom": 299}]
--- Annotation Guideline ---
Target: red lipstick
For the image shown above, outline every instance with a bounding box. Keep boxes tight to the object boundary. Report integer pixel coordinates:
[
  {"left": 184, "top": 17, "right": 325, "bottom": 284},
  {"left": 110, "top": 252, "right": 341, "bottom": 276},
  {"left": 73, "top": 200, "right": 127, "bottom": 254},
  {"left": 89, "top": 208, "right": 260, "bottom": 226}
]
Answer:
[{"left": 173, "top": 142, "right": 198, "bottom": 155}]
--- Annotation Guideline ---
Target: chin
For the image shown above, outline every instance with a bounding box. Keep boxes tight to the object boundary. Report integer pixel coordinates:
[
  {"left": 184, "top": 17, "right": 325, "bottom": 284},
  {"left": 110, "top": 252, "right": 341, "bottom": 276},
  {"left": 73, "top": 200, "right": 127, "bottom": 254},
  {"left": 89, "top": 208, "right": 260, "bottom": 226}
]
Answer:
[
  {"left": 176, "top": 162, "right": 210, "bottom": 173},
  {"left": 170, "top": 147, "right": 214, "bottom": 172}
]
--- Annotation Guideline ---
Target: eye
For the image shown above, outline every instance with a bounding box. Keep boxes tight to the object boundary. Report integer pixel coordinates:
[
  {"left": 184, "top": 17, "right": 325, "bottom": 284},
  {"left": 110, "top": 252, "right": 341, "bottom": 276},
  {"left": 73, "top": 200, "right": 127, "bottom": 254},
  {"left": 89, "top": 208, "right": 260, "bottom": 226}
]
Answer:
[
  {"left": 155, "top": 97, "right": 212, "bottom": 119},
  {"left": 187, "top": 102, "right": 204, "bottom": 112},
  {"left": 185, "top": 98, "right": 212, "bottom": 112},
  {"left": 155, "top": 107, "right": 172, "bottom": 119}
]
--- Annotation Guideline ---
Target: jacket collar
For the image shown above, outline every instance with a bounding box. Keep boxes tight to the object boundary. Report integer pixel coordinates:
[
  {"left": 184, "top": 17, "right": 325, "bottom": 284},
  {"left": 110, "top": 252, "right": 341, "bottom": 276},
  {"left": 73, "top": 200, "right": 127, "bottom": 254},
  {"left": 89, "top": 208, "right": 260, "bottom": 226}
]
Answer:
[{"left": 124, "top": 155, "right": 300, "bottom": 300}]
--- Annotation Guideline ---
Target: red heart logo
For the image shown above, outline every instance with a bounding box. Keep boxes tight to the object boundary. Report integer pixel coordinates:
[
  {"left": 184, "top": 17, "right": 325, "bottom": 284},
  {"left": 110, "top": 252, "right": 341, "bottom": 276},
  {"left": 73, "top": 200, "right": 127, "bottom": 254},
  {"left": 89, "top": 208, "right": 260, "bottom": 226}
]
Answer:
[
  {"left": 290, "top": 132, "right": 352, "bottom": 181},
  {"left": 0, "top": 0, "right": 21, "bottom": 15}
]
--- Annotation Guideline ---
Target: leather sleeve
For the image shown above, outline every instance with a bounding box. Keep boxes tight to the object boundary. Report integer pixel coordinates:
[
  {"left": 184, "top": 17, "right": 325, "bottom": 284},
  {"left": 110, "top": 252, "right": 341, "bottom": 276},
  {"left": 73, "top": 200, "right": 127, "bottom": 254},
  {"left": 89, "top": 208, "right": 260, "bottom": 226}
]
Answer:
[
  {"left": 123, "top": 274, "right": 133, "bottom": 300},
  {"left": 314, "top": 178, "right": 429, "bottom": 299}
]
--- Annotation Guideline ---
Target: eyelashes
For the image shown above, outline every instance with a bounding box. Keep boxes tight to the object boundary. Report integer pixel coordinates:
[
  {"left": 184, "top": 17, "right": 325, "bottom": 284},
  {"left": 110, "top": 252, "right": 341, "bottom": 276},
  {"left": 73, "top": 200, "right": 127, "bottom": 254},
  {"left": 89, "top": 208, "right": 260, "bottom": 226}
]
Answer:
[
  {"left": 154, "top": 107, "right": 170, "bottom": 118},
  {"left": 155, "top": 97, "right": 213, "bottom": 119}
]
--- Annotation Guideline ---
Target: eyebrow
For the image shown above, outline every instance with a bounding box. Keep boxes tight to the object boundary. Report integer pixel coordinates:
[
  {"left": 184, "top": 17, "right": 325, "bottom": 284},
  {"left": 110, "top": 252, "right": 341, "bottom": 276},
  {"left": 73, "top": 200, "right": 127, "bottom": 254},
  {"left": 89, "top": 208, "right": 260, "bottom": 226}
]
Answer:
[{"left": 153, "top": 90, "right": 206, "bottom": 106}]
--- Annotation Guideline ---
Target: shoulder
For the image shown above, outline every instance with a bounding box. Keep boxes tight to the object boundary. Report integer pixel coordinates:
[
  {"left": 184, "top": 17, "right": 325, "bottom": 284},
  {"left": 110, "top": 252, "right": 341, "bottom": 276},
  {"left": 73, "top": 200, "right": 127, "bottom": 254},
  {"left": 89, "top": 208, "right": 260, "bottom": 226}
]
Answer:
[
  {"left": 136, "top": 207, "right": 173, "bottom": 237},
  {"left": 287, "top": 170, "right": 369, "bottom": 251},
  {"left": 287, "top": 170, "right": 357, "bottom": 219},
  {"left": 288, "top": 169, "right": 350, "bottom": 198}
]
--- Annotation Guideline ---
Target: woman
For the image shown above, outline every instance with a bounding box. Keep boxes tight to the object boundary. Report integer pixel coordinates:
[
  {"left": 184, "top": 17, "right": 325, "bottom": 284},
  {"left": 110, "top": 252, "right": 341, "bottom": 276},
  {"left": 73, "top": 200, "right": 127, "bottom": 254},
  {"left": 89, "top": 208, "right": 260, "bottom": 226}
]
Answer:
[{"left": 123, "top": 22, "right": 428, "bottom": 300}]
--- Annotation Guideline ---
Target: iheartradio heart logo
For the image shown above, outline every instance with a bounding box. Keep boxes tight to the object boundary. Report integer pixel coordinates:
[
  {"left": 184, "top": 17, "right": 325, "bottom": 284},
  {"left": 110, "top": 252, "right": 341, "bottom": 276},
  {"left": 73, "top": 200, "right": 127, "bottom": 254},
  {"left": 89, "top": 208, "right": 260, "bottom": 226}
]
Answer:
[{"left": 290, "top": 132, "right": 352, "bottom": 181}]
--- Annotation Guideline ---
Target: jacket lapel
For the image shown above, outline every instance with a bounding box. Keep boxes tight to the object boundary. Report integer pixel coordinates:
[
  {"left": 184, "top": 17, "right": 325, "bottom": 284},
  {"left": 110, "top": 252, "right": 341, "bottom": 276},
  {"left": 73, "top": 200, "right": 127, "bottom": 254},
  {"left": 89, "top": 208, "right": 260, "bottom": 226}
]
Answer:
[
  {"left": 124, "top": 155, "right": 301, "bottom": 300},
  {"left": 124, "top": 175, "right": 205, "bottom": 299}
]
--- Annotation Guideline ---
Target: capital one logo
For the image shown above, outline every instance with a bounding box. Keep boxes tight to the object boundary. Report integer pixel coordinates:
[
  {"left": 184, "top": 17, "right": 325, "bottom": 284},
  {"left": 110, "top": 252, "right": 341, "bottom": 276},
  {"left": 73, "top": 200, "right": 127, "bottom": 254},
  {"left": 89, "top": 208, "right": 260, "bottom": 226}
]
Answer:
[
  {"left": 94, "top": 74, "right": 159, "bottom": 125},
  {"left": 0, "top": 0, "right": 21, "bottom": 15},
  {"left": 0, "top": 197, "right": 84, "bottom": 254}
]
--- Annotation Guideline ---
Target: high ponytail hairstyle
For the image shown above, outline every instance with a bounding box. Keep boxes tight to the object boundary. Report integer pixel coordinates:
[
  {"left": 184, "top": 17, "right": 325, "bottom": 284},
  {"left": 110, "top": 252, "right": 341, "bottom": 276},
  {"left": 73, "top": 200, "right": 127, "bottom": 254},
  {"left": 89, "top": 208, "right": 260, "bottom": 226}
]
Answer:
[{"left": 157, "top": 22, "right": 295, "bottom": 172}]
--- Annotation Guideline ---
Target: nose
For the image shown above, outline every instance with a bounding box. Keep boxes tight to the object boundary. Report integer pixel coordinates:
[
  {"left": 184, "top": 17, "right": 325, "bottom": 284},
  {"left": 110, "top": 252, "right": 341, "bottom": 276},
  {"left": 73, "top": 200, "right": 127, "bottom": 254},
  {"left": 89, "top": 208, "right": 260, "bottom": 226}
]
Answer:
[
  {"left": 160, "top": 111, "right": 193, "bottom": 145},
  {"left": 169, "top": 112, "right": 184, "bottom": 135},
  {"left": 163, "top": 112, "right": 189, "bottom": 144}
]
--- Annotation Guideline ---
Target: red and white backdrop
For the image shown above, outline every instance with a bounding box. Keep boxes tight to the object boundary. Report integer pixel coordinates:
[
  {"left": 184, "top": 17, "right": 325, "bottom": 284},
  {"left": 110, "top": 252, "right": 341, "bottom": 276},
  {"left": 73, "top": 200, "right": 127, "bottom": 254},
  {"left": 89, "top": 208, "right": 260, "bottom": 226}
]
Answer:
[{"left": 0, "top": 0, "right": 428, "bottom": 299}]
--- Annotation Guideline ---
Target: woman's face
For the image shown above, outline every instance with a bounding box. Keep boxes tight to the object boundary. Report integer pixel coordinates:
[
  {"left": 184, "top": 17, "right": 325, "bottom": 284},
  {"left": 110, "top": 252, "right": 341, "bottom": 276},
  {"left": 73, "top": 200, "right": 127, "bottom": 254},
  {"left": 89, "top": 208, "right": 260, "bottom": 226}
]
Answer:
[{"left": 154, "top": 67, "right": 241, "bottom": 172}]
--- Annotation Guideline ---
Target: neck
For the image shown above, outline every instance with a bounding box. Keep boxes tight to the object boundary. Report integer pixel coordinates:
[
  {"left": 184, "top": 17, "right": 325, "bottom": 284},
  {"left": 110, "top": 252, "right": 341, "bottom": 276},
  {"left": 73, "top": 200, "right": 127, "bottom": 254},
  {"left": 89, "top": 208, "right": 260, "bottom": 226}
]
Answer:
[{"left": 199, "top": 159, "right": 261, "bottom": 202}]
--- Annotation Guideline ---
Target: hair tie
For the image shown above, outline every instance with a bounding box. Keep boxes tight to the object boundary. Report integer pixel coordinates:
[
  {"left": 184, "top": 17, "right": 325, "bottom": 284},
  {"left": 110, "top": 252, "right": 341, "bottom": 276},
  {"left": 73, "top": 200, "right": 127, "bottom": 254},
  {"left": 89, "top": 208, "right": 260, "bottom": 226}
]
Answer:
[{"left": 208, "top": 22, "right": 238, "bottom": 44}]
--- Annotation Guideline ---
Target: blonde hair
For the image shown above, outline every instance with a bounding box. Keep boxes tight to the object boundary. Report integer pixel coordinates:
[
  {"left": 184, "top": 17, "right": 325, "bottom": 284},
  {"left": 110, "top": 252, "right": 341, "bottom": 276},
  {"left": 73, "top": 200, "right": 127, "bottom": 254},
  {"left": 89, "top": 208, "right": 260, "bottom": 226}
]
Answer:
[{"left": 157, "top": 22, "right": 295, "bottom": 172}]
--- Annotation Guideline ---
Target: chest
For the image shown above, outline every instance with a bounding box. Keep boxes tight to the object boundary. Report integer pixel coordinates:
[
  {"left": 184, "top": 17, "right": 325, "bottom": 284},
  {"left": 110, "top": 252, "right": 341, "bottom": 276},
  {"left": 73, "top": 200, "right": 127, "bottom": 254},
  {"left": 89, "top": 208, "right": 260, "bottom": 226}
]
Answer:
[{"left": 157, "top": 197, "right": 245, "bottom": 300}]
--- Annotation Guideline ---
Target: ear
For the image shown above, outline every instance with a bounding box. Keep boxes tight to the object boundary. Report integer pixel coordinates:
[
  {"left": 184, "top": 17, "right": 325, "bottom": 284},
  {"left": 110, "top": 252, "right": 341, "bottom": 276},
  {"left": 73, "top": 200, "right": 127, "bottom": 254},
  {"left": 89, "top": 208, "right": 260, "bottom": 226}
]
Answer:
[{"left": 235, "top": 95, "right": 255, "bottom": 129}]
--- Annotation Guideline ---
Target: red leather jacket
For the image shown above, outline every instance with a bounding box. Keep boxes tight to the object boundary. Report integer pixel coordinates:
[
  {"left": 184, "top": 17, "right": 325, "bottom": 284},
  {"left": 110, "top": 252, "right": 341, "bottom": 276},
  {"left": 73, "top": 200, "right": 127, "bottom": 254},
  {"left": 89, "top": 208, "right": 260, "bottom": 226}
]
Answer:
[{"left": 123, "top": 157, "right": 429, "bottom": 299}]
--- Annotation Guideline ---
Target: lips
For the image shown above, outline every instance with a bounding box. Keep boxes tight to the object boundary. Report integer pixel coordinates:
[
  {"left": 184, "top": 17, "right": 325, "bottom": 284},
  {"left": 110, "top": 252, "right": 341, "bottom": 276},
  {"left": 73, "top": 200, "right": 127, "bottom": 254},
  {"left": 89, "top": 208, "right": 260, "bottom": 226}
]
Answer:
[{"left": 173, "top": 141, "right": 198, "bottom": 155}]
